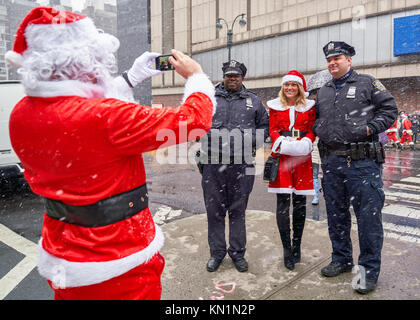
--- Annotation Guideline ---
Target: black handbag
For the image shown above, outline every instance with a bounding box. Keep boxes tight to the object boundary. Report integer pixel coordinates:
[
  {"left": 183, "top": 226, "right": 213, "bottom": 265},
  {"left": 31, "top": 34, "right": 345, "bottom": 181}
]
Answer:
[{"left": 263, "top": 155, "right": 280, "bottom": 182}]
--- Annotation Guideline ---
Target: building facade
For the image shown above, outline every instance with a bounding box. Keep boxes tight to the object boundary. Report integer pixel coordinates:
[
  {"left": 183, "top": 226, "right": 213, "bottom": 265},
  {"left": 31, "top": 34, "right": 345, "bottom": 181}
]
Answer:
[
  {"left": 117, "top": 0, "right": 152, "bottom": 105},
  {"left": 151, "top": 0, "right": 420, "bottom": 113}
]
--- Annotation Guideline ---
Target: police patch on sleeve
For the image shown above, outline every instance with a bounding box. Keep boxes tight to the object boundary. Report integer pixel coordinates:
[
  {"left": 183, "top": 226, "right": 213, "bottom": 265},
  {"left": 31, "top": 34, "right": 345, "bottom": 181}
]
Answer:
[{"left": 372, "top": 80, "right": 387, "bottom": 92}]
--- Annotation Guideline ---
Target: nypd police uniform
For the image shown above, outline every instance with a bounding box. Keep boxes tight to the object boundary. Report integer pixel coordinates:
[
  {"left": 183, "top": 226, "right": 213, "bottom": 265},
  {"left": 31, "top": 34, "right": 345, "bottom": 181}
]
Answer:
[
  {"left": 313, "top": 41, "right": 398, "bottom": 284},
  {"left": 200, "top": 60, "right": 269, "bottom": 265}
]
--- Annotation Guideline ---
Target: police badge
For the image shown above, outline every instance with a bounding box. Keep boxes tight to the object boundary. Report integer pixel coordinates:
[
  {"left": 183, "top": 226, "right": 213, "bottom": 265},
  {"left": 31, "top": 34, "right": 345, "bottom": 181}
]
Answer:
[
  {"left": 372, "top": 80, "right": 387, "bottom": 93},
  {"left": 328, "top": 42, "right": 335, "bottom": 52}
]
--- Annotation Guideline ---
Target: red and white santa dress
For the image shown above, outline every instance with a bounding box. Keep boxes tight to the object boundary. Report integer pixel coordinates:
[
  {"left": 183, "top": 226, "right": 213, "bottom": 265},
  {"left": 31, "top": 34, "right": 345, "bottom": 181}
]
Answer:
[
  {"left": 7, "top": 7, "right": 215, "bottom": 300},
  {"left": 267, "top": 98, "right": 316, "bottom": 196},
  {"left": 400, "top": 113, "right": 414, "bottom": 146}
]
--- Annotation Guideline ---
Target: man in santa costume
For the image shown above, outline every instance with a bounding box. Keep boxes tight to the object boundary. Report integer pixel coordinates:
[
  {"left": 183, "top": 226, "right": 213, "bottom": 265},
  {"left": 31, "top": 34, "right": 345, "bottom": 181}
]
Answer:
[
  {"left": 386, "top": 120, "right": 402, "bottom": 149},
  {"left": 6, "top": 7, "right": 215, "bottom": 300},
  {"left": 399, "top": 113, "right": 415, "bottom": 150}
]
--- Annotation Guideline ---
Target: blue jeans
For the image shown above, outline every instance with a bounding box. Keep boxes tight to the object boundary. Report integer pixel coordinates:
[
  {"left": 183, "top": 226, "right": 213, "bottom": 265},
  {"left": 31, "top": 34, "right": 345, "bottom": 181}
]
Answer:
[{"left": 321, "top": 155, "right": 384, "bottom": 281}]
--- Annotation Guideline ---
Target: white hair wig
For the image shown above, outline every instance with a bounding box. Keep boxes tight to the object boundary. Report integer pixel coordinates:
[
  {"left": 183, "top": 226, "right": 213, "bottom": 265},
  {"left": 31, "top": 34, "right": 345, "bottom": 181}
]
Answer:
[{"left": 17, "top": 18, "right": 120, "bottom": 91}]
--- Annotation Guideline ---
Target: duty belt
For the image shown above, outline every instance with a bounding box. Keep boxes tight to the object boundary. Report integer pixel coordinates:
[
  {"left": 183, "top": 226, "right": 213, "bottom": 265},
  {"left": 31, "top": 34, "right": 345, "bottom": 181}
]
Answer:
[
  {"left": 44, "top": 184, "right": 149, "bottom": 227},
  {"left": 320, "top": 141, "right": 385, "bottom": 163},
  {"left": 280, "top": 129, "right": 307, "bottom": 139}
]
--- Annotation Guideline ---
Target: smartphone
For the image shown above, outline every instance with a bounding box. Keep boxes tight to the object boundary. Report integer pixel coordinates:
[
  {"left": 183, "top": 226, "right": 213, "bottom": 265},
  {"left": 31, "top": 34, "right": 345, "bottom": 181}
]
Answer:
[{"left": 155, "top": 54, "right": 175, "bottom": 71}]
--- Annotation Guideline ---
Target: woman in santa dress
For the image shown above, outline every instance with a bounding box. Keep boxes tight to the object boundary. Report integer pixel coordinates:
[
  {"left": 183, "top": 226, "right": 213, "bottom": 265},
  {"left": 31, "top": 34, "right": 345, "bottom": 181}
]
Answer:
[{"left": 267, "top": 70, "right": 316, "bottom": 270}]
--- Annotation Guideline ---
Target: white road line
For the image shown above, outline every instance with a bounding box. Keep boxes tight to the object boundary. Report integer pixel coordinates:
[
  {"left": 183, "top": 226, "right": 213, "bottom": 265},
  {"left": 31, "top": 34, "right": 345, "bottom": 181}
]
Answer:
[
  {"left": 385, "top": 191, "right": 420, "bottom": 202},
  {"left": 389, "top": 183, "right": 420, "bottom": 191},
  {"left": 382, "top": 204, "right": 420, "bottom": 220},
  {"left": 382, "top": 221, "right": 420, "bottom": 236},
  {"left": 400, "top": 177, "right": 420, "bottom": 184},
  {"left": 0, "top": 224, "right": 38, "bottom": 300}
]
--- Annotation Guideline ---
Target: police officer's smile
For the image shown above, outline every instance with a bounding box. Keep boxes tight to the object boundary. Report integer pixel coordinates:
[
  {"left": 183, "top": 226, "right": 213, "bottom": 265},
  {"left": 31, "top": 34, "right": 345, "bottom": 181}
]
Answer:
[
  {"left": 327, "top": 54, "right": 352, "bottom": 78},
  {"left": 224, "top": 74, "right": 243, "bottom": 92}
]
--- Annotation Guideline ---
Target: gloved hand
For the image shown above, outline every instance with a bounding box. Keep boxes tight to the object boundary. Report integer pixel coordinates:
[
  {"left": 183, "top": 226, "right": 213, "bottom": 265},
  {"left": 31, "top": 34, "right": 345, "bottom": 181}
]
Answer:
[{"left": 127, "top": 51, "right": 163, "bottom": 87}]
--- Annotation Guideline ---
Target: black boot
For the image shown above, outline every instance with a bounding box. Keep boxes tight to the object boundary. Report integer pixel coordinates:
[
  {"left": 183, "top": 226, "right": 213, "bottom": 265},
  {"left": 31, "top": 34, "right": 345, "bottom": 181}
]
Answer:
[
  {"left": 280, "top": 230, "right": 295, "bottom": 270},
  {"left": 276, "top": 194, "right": 295, "bottom": 270},
  {"left": 292, "top": 195, "right": 306, "bottom": 263}
]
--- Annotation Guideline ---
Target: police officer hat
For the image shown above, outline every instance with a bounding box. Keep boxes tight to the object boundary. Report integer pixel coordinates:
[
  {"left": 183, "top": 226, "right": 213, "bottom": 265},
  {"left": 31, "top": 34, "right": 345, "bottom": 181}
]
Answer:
[
  {"left": 222, "top": 60, "right": 247, "bottom": 77},
  {"left": 323, "top": 41, "right": 356, "bottom": 59}
]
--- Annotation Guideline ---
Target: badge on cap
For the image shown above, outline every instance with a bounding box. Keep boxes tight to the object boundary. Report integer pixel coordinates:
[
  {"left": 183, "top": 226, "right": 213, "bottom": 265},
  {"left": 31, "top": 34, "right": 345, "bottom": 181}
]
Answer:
[
  {"left": 372, "top": 80, "right": 387, "bottom": 93},
  {"left": 230, "top": 60, "right": 237, "bottom": 68},
  {"left": 328, "top": 42, "right": 335, "bottom": 52}
]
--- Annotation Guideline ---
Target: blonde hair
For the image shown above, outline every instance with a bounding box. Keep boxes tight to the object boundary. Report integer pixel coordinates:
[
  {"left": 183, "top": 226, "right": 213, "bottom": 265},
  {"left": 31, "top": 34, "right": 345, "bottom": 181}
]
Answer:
[{"left": 278, "top": 82, "right": 307, "bottom": 109}]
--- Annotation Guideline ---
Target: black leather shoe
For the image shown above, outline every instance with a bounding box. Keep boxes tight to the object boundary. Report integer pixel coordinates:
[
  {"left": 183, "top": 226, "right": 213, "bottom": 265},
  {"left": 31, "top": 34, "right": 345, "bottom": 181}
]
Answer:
[
  {"left": 233, "top": 257, "right": 248, "bottom": 272},
  {"left": 321, "top": 261, "right": 353, "bottom": 277},
  {"left": 206, "top": 257, "right": 222, "bottom": 272},
  {"left": 354, "top": 278, "right": 377, "bottom": 294}
]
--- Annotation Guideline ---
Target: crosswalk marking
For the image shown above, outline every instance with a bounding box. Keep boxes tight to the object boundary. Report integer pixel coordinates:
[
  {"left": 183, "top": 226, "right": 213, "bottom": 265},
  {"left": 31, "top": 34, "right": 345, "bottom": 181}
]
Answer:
[
  {"left": 399, "top": 177, "right": 420, "bottom": 184},
  {"left": 0, "top": 224, "right": 38, "bottom": 300},
  {"left": 389, "top": 183, "right": 420, "bottom": 192},
  {"left": 382, "top": 204, "right": 420, "bottom": 220},
  {"left": 384, "top": 191, "right": 420, "bottom": 202}
]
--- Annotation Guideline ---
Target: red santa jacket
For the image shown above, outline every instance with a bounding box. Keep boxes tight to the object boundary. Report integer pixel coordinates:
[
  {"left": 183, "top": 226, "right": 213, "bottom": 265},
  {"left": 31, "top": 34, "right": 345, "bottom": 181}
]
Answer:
[
  {"left": 267, "top": 98, "right": 316, "bottom": 195},
  {"left": 402, "top": 117, "right": 412, "bottom": 133},
  {"left": 9, "top": 74, "right": 215, "bottom": 288}
]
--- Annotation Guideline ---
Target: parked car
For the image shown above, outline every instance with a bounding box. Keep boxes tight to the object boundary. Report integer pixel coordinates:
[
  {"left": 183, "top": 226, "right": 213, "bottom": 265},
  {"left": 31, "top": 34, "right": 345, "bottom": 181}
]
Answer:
[{"left": 0, "top": 81, "right": 26, "bottom": 190}]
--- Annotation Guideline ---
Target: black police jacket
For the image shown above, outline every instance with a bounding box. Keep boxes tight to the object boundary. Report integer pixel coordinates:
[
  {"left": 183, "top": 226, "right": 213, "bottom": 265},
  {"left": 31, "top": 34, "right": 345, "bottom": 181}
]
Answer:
[
  {"left": 200, "top": 83, "right": 269, "bottom": 163},
  {"left": 313, "top": 70, "right": 398, "bottom": 149}
]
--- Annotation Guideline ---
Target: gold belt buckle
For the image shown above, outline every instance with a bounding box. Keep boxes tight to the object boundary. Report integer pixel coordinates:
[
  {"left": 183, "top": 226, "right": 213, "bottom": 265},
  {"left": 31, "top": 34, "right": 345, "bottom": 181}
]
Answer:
[{"left": 292, "top": 128, "right": 300, "bottom": 139}]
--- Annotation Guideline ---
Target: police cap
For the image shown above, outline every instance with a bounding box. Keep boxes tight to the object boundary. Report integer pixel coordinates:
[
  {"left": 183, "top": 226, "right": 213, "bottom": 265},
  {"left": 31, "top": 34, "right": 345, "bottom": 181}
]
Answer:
[
  {"left": 323, "top": 41, "right": 356, "bottom": 59},
  {"left": 222, "top": 60, "right": 247, "bottom": 77}
]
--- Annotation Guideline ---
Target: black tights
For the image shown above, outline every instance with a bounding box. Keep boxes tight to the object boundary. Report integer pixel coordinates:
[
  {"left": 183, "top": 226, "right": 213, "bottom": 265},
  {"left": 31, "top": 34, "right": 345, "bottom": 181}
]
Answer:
[{"left": 276, "top": 193, "right": 306, "bottom": 248}]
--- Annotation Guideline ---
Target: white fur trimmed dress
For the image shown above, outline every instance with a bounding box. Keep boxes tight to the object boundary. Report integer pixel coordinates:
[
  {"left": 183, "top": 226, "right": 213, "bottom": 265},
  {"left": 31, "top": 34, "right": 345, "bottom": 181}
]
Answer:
[
  {"left": 267, "top": 98, "right": 316, "bottom": 195},
  {"left": 9, "top": 73, "right": 215, "bottom": 299}
]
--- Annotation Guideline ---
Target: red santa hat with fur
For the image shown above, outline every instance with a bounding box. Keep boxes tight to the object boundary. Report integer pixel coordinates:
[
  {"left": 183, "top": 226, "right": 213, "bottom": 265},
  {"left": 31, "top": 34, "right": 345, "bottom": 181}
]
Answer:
[{"left": 5, "top": 6, "right": 119, "bottom": 68}]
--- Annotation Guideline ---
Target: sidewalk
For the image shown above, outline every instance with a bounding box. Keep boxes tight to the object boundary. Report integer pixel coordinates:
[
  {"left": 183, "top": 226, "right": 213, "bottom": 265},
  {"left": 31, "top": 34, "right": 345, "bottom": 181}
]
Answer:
[{"left": 159, "top": 210, "right": 420, "bottom": 300}]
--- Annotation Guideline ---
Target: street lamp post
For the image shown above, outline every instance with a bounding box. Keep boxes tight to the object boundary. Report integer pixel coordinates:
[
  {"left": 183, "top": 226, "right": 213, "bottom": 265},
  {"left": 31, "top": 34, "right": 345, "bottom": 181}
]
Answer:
[{"left": 216, "top": 14, "right": 246, "bottom": 62}]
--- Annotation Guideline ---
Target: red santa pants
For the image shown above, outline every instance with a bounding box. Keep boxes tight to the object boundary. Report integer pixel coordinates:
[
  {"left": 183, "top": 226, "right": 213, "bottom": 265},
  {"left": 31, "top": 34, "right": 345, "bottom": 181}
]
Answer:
[
  {"left": 400, "top": 132, "right": 413, "bottom": 144},
  {"left": 48, "top": 252, "right": 165, "bottom": 300}
]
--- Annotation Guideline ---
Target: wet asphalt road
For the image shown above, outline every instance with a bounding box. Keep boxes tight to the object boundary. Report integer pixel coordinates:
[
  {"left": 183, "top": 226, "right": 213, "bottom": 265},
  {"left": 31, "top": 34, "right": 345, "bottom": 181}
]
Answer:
[{"left": 0, "top": 144, "right": 419, "bottom": 300}]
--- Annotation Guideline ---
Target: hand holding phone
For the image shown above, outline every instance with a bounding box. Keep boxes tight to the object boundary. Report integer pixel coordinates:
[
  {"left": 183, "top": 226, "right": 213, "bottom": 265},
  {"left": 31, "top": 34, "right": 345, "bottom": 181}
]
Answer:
[
  {"left": 168, "top": 49, "right": 203, "bottom": 79},
  {"left": 155, "top": 54, "right": 175, "bottom": 71}
]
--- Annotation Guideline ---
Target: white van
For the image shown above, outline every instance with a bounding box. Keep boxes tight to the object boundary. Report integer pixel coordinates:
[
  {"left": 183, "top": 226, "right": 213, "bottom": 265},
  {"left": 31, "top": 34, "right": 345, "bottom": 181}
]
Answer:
[{"left": 0, "top": 81, "right": 26, "bottom": 186}]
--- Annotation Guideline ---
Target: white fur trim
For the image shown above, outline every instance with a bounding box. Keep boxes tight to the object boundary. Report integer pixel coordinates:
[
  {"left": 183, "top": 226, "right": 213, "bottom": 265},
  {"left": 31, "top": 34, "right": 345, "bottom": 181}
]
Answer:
[
  {"left": 105, "top": 76, "right": 135, "bottom": 102},
  {"left": 267, "top": 98, "right": 315, "bottom": 113},
  {"left": 289, "top": 106, "right": 296, "bottom": 130},
  {"left": 271, "top": 136, "right": 284, "bottom": 153},
  {"left": 386, "top": 128, "right": 397, "bottom": 132},
  {"left": 5, "top": 51, "right": 23, "bottom": 67},
  {"left": 182, "top": 73, "right": 217, "bottom": 115},
  {"left": 268, "top": 187, "right": 315, "bottom": 195},
  {"left": 280, "top": 137, "right": 313, "bottom": 156},
  {"left": 282, "top": 75, "right": 303, "bottom": 86},
  {"left": 403, "top": 130, "right": 412, "bottom": 134},
  {"left": 37, "top": 224, "right": 164, "bottom": 288},
  {"left": 24, "top": 18, "right": 119, "bottom": 54},
  {"left": 24, "top": 80, "right": 106, "bottom": 98}
]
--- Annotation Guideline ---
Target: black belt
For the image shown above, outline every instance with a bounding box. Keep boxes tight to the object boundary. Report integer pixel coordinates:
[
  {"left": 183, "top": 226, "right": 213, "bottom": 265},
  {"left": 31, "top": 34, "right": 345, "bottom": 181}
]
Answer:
[
  {"left": 280, "top": 129, "right": 307, "bottom": 139},
  {"left": 44, "top": 184, "right": 149, "bottom": 227},
  {"left": 320, "top": 141, "right": 385, "bottom": 163}
]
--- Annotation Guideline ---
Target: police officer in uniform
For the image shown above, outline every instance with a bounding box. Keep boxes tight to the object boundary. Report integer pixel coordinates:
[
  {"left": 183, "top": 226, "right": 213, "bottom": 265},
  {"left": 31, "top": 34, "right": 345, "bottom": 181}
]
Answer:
[
  {"left": 199, "top": 60, "right": 269, "bottom": 272},
  {"left": 313, "top": 41, "right": 398, "bottom": 294}
]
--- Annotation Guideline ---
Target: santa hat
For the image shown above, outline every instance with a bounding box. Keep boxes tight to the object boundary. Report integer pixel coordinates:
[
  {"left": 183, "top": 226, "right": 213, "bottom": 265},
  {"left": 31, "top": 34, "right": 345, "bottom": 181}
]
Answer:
[
  {"left": 5, "top": 6, "right": 118, "bottom": 68},
  {"left": 282, "top": 70, "right": 309, "bottom": 97}
]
